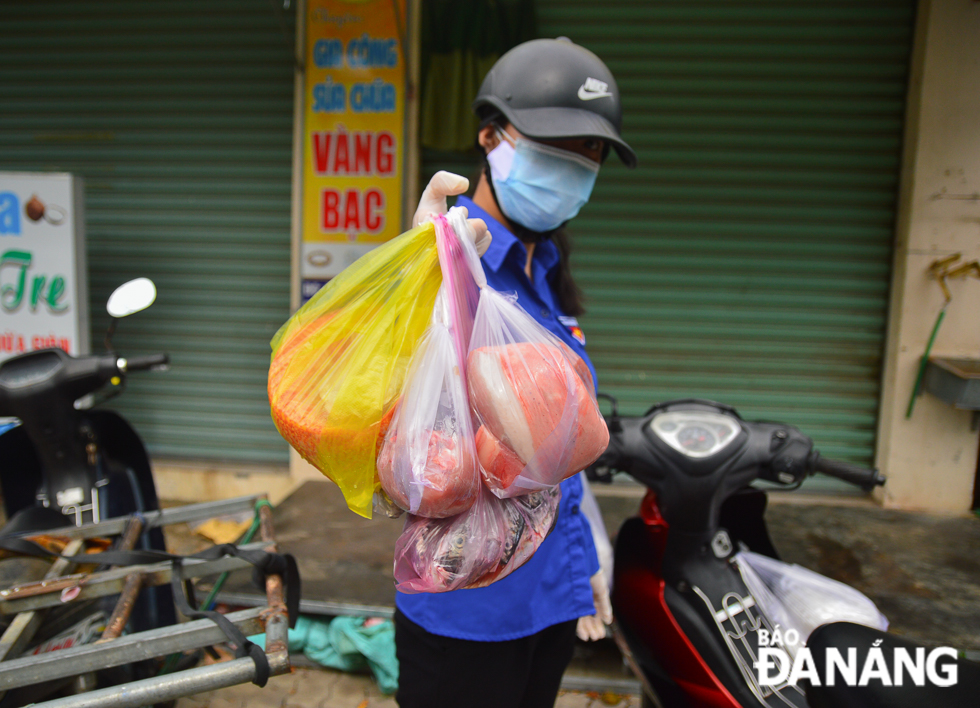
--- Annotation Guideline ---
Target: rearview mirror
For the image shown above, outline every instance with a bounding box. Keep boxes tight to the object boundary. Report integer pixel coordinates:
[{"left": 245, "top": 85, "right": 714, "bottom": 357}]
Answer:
[{"left": 106, "top": 278, "right": 157, "bottom": 319}]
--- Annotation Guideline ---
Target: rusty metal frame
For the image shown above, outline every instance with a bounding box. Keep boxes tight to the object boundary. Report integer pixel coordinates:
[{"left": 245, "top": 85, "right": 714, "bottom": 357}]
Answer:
[
  {"left": 0, "top": 494, "right": 291, "bottom": 708},
  {"left": 0, "top": 541, "right": 270, "bottom": 616},
  {"left": 2, "top": 495, "right": 266, "bottom": 542}
]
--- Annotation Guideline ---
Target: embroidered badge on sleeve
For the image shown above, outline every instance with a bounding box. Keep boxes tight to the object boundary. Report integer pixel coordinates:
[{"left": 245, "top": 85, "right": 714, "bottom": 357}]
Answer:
[{"left": 558, "top": 315, "right": 586, "bottom": 345}]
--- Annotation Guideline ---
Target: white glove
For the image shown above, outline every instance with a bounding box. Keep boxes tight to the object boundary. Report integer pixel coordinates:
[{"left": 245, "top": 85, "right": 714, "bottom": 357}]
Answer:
[
  {"left": 576, "top": 569, "right": 613, "bottom": 641},
  {"left": 413, "top": 171, "right": 491, "bottom": 256}
]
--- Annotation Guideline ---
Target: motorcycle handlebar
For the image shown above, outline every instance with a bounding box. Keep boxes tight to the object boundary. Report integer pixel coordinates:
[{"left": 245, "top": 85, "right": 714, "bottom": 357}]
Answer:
[
  {"left": 122, "top": 354, "right": 169, "bottom": 372},
  {"left": 811, "top": 454, "right": 886, "bottom": 490}
]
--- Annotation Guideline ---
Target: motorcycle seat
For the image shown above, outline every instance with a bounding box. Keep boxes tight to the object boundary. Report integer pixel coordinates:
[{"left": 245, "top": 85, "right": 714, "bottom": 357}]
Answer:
[{"left": 805, "top": 621, "right": 980, "bottom": 708}]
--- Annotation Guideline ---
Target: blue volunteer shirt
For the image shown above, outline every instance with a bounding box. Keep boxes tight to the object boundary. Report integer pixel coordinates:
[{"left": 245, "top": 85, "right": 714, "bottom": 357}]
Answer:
[{"left": 395, "top": 196, "right": 600, "bottom": 641}]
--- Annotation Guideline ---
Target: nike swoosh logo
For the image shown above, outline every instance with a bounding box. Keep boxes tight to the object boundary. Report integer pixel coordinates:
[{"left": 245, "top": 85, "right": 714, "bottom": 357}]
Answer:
[{"left": 578, "top": 86, "right": 612, "bottom": 101}]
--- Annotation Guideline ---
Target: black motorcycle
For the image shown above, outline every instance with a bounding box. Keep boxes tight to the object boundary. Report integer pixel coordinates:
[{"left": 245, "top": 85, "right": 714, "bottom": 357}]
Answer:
[{"left": 0, "top": 278, "right": 176, "bottom": 703}]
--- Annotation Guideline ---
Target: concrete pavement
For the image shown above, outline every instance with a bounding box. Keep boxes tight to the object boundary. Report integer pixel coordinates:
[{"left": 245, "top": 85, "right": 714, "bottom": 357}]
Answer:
[{"left": 169, "top": 485, "right": 980, "bottom": 708}]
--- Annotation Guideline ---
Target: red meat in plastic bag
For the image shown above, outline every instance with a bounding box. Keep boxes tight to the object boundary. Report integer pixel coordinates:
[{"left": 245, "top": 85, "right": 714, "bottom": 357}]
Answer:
[
  {"left": 474, "top": 425, "right": 525, "bottom": 491},
  {"left": 377, "top": 428, "right": 478, "bottom": 519},
  {"left": 376, "top": 297, "right": 480, "bottom": 518}
]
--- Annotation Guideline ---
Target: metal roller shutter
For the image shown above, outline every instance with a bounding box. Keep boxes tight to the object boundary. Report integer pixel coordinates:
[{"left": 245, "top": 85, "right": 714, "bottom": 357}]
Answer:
[
  {"left": 532, "top": 0, "right": 916, "bottom": 466},
  {"left": 0, "top": 1, "right": 295, "bottom": 463}
]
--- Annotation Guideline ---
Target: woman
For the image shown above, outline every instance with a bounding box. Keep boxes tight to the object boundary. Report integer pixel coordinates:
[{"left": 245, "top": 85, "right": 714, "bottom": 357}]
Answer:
[{"left": 398, "top": 38, "right": 637, "bottom": 708}]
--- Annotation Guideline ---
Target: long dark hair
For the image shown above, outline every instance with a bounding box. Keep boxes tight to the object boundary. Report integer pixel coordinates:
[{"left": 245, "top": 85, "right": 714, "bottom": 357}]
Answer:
[
  {"left": 475, "top": 162, "right": 586, "bottom": 316},
  {"left": 549, "top": 227, "right": 586, "bottom": 317}
]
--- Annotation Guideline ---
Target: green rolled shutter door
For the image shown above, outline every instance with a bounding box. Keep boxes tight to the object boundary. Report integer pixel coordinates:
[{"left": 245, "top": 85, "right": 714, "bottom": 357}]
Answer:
[
  {"left": 536, "top": 0, "right": 915, "bottom": 466},
  {"left": 6, "top": 1, "right": 912, "bottom": 467},
  {"left": 421, "top": 1, "right": 915, "bottom": 467},
  {"left": 0, "top": 1, "right": 295, "bottom": 463}
]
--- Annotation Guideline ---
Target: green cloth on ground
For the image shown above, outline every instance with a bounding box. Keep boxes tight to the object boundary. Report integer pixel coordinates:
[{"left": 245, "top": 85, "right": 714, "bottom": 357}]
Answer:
[{"left": 250, "top": 615, "right": 398, "bottom": 694}]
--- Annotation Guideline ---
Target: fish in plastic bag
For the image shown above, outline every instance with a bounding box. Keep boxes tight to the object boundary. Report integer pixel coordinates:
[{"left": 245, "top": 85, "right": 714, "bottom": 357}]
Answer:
[
  {"left": 468, "top": 485, "right": 562, "bottom": 588},
  {"left": 393, "top": 484, "right": 560, "bottom": 593},
  {"left": 467, "top": 288, "right": 608, "bottom": 497},
  {"left": 268, "top": 223, "right": 441, "bottom": 518}
]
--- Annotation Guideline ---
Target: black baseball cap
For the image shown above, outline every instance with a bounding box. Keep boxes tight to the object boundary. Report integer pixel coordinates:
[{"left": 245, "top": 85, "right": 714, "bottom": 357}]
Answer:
[{"left": 473, "top": 38, "right": 637, "bottom": 168}]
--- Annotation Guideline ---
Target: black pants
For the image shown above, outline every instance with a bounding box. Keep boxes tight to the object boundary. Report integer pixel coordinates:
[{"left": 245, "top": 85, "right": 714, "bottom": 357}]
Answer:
[{"left": 394, "top": 608, "right": 577, "bottom": 708}]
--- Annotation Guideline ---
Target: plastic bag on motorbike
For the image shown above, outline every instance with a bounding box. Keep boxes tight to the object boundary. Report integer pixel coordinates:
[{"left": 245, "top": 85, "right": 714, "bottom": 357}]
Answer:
[
  {"left": 467, "top": 288, "right": 608, "bottom": 498},
  {"left": 268, "top": 223, "right": 442, "bottom": 519},
  {"left": 735, "top": 550, "right": 888, "bottom": 656},
  {"left": 393, "top": 484, "right": 561, "bottom": 593},
  {"left": 376, "top": 211, "right": 485, "bottom": 518}
]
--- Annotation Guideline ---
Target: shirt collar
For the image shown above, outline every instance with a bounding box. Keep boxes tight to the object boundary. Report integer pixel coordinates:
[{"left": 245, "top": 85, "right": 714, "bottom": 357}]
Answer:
[{"left": 456, "top": 196, "right": 560, "bottom": 277}]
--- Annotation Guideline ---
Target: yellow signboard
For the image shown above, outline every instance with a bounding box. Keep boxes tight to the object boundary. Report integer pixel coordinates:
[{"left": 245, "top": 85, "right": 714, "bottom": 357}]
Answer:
[{"left": 302, "top": 0, "right": 407, "bottom": 298}]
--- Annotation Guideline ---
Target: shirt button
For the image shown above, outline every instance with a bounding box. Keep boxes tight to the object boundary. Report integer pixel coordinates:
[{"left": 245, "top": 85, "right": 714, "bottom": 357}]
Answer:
[{"left": 540, "top": 308, "right": 550, "bottom": 319}]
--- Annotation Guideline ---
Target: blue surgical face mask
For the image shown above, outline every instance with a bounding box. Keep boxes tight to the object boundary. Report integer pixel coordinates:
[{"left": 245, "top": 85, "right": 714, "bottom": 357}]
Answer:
[{"left": 486, "top": 130, "right": 599, "bottom": 233}]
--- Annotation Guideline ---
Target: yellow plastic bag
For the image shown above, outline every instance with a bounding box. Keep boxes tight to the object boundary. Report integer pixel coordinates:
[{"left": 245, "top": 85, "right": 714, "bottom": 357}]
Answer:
[{"left": 268, "top": 223, "right": 442, "bottom": 518}]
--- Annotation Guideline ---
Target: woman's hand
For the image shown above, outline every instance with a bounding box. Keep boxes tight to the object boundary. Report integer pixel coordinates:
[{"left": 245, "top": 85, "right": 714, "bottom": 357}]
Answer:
[
  {"left": 576, "top": 569, "right": 613, "bottom": 641},
  {"left": 413, "top": 171, "right": 491, "bottom": 256}
]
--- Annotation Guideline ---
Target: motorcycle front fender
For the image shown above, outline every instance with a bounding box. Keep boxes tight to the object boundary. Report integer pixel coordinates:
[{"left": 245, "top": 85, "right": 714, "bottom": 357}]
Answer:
[
  {"left": 612, "top": 490, "right": 806, "bottom": 708},
  {"left": 83, "top": 409, "right": 161, "bottom": 514},
  {"left": 0, "top": 410, "right": 161, "bottom": 526}
]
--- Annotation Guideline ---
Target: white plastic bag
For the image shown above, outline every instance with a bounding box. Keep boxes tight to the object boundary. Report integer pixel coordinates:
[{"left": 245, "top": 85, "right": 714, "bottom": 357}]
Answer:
[
  {"left": 735, "top": 550, "right": 888, "bottom": 655},
  {"left": 579, "top": 472, "right": 613, "bottom": 590}
]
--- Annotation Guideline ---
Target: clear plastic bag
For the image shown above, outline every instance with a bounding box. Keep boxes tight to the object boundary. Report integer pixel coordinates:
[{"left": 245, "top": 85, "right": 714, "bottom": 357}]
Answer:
[
  {"left": 376, "top": 210, "right": 485, "bottom": 518},
  {"left": 735, "top": 550, "right": 889, "bottom": 655},
  {"left": 372, "top": 488, "right": 405, "bottom": 520},
  {"left": 393, "top": 484, "right": 561, "bottom": 594},
  {"left": 433, "top": 208, "right": 485, "bottom": 370},
  {"left": 376, "top": 316, "right": 479, "bottom": 518},
  {"left": 467, "top": 288, "right": 608, "bottom": 497}
]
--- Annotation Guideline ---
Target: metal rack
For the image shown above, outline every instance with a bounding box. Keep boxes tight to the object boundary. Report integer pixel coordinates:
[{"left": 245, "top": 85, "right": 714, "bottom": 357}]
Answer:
[{"left": 0, "top": 494, "right": 291, "bottom": 708}]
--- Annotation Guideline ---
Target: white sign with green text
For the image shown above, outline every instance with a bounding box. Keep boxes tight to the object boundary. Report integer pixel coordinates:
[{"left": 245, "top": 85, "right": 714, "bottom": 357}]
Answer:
[{"left": 0, "top": 172, "right": 88, "bottom": 361}]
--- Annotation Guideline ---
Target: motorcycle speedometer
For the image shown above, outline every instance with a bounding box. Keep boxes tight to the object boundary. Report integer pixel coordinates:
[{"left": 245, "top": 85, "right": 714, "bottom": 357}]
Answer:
[{"left": 649, "top": 410, "right": 741, "bottom": 458}]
